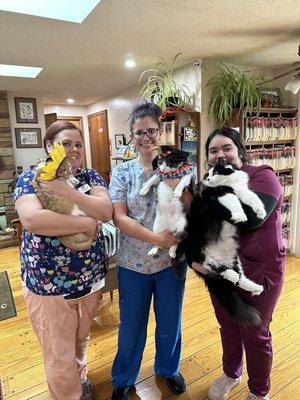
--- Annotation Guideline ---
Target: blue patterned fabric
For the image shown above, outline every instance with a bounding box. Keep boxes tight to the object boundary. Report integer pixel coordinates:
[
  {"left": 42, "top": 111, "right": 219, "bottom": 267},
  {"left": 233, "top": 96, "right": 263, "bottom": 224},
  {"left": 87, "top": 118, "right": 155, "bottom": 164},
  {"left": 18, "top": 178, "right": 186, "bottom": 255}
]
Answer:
[
  {"left": 109, "top": 158, "right": 172, "bottom": 274},
  {"left": 13, "top": 168, "right": 108, "bottom": 296}
]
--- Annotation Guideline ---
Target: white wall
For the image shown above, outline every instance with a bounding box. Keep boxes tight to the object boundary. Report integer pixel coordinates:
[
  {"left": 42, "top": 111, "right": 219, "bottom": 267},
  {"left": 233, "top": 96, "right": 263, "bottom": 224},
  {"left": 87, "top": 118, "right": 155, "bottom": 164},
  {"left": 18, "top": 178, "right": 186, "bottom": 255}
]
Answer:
[
  {"left": 86, "top": 86, "right": 139, "bottom": 160},
  {"left": 7, "top": 92, "right": 46, "bottom": 170},
  {"left": 43, "top": 104, "right": 90, "bottom": 166}
]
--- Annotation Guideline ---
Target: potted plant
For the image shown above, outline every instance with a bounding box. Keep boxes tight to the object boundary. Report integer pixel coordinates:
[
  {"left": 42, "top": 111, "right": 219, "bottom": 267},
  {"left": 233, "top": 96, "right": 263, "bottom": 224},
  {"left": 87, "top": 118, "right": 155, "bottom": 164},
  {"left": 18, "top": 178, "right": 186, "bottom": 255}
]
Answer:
[
  {"left": 207, "top": 64, "right": 269, "bottom": 126},
  {"left": 139, "top": 53, "right": 191, "bottom": 109}
]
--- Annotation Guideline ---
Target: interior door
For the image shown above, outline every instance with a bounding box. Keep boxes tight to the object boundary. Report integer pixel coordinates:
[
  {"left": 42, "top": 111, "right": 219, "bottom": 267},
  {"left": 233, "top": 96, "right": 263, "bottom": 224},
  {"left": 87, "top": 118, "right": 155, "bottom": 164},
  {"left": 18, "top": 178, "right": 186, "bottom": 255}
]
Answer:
[
  {"left": 44, "top": 113, "right": 57, "bottom": 129},
  {"left": 88, "top": 110, "right": 111, "bottom": 183}
]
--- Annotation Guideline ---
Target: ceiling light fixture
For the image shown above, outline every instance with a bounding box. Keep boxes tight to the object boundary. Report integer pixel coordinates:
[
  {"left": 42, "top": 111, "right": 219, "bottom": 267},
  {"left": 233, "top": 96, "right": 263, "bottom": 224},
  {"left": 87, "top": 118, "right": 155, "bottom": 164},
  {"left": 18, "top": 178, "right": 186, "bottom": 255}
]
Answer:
[
  {"left": 67, "top": 98, "right": 74, "bottom": 104},
  {"left": 0, "top": 64, "right": 43, "bottom": 78},
  {"left": 124, "top": 53, "right": 136, "bottom": 69}
]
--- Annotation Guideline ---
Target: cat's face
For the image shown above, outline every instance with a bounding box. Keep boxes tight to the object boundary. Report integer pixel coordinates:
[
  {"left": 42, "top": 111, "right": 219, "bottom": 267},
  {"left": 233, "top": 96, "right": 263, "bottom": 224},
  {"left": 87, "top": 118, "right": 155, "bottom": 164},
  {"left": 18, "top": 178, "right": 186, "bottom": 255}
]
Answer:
[
  {"left": 158, "top": 146, "right": 189, "bottom": 173},
  {"left": 56, "top": 157, "right": 72, "bottom": 179},
  {"left": 203, "top": 163, "right": 235, "bottom": 187}
]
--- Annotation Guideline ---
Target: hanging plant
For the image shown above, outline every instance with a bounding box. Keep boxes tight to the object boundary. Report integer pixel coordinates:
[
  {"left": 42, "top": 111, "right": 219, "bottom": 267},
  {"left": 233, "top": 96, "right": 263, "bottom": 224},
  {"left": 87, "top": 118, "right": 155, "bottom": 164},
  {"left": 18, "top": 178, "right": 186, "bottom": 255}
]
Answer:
[
  {"left": 207, "top": 64, "right": 269, "bottom": 126},
  {"left": 139, "top": 53, "right": 191, "bottom": 109}
]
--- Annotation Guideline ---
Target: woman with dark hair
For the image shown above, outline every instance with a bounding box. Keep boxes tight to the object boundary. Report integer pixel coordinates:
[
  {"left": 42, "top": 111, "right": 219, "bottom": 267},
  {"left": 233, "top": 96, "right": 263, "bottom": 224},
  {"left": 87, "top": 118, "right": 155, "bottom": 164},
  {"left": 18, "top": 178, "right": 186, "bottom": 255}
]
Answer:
[
  {"left": 193, "top": 128, "right": 285, "bottom": 400},
  {"left": 109, "top": 102, "right": 187, "bottom": 400},
  {"left": 14, "top": 120, "right": 112, "bottom": 400}
]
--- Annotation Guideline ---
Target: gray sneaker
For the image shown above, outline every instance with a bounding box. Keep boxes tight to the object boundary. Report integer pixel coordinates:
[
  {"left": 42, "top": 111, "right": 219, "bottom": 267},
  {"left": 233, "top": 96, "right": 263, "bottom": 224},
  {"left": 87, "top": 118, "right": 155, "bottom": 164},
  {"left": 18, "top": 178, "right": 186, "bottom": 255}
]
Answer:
[{"left": 81, "top": 378, "right": 94, "bottom": 400}]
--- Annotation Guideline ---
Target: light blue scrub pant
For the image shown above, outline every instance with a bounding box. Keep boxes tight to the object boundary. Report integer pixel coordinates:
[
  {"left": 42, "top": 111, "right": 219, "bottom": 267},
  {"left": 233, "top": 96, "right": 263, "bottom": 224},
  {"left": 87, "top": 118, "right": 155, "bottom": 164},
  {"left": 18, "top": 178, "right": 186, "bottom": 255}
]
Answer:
[{"left": 112, "top": 264, "right": 187, "bottom": 389}]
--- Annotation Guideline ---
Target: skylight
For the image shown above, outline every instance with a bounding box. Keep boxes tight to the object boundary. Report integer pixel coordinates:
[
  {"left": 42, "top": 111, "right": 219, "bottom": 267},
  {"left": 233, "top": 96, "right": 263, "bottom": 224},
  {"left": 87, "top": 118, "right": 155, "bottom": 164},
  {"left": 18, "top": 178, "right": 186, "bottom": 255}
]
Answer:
[
  {"left": 0, "top": 0, "right": 101, "bottom": 23},
  {"left": 0, "top": 64, "right": 43, "bottom": 78}
]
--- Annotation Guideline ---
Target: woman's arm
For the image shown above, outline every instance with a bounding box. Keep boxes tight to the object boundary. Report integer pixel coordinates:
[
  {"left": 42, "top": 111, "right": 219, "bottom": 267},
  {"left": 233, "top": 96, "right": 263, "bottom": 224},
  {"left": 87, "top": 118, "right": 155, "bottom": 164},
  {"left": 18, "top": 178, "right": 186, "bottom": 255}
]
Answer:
[
  {"left": 113, "top": 203, "right": 180, "bottom": 249},
  {"left": 38, "top": 180, "right": 113, "bottom": 221},
  {"left": 15, "top": 194, "right": 97, "bottom": 237}
]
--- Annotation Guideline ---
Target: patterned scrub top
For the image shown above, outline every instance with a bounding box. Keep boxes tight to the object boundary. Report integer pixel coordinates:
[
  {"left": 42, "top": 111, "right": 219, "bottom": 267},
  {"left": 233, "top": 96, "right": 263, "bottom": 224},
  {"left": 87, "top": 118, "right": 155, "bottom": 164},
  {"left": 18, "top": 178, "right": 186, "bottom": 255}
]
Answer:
[
  {"left": 109, "top": 158, "right": 173, "bottom": 274},
  {"left": 13, "top": 168, "right": 108, "bottom": 296}
]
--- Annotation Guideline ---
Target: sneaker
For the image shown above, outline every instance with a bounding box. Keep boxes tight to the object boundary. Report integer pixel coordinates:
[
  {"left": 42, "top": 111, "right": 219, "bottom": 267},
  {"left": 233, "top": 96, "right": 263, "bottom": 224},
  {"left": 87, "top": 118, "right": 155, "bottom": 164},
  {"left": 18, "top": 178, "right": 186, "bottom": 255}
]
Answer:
[
  {"left": 81, "top": 378, "right": 94, "bottom": 400},
  {"left": 165, "top": 372, "right": 186, "bottom": 394},
  {"left": 246, "top": 393, "right": 269, "bottom": 400},
  {"left": 111, "top": 388, "right": 130, "bottom": 400},
  {"left": 208, "top": 373, "right": 242, "bottom": 400}
]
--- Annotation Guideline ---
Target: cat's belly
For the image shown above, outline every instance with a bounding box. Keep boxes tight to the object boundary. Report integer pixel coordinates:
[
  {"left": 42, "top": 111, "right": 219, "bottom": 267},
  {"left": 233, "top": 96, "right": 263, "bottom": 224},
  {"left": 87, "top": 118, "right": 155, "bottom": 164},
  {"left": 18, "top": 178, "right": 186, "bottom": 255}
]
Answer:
[{"left": 204, "top": 222, "right": 239, "bottom": 267}]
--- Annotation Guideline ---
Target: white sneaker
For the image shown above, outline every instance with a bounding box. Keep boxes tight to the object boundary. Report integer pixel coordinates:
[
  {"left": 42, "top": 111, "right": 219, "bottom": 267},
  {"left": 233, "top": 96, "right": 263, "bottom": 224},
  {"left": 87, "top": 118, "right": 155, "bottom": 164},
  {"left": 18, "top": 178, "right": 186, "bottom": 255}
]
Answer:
[
  {"left": 208, "top": 373, "right": 242, "bottom": 400},
  {"left": 246, "top": 393, "right": 269, "bottom": 400}
]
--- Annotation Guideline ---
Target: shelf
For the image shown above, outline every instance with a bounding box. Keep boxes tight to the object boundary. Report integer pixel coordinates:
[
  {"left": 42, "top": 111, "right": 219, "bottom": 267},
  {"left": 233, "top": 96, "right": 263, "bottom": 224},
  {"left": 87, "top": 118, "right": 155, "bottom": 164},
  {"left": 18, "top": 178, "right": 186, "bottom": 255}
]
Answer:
[
  {"left": 245, "top": 139, "right": 296, "bottom": 146},
  {"left": 275, "top": 168, "right": 294, "bottom": 173},
  {"left": 245, "top": 108, "right": 298, "bottom": 114}
]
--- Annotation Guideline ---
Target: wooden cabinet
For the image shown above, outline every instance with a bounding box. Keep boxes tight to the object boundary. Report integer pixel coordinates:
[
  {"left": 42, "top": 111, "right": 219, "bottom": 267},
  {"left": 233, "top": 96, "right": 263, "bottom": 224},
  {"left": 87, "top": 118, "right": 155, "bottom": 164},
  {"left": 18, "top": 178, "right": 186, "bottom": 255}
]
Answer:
[{"left": 160, "top": 108, "right": 201, "bottom": 180}]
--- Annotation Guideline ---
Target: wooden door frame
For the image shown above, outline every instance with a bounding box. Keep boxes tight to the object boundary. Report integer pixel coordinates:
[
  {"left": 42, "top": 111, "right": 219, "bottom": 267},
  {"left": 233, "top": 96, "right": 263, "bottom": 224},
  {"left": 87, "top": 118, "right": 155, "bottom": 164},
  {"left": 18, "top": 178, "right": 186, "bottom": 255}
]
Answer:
[
  {"left": 87, "top": 109, "right": 111, "bottom": 180},
  {"left": 57, "top": 115, "right": 87, "bottom": 168}
]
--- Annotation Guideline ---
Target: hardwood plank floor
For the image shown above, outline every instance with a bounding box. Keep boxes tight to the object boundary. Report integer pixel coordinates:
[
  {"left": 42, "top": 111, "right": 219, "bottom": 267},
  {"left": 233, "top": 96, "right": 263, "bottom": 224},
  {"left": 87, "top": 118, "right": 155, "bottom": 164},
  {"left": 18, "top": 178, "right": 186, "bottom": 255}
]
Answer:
[{"left": 0, "top": 247, "right": 299, "bottom": 400}]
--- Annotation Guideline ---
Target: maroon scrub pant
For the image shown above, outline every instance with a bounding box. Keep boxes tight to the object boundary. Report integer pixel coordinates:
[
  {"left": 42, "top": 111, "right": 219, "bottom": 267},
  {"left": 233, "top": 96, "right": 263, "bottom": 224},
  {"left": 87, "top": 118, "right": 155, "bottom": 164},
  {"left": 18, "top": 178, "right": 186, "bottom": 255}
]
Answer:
[{"left": 210, "top": 279, "right": 283, "bottom": 397}]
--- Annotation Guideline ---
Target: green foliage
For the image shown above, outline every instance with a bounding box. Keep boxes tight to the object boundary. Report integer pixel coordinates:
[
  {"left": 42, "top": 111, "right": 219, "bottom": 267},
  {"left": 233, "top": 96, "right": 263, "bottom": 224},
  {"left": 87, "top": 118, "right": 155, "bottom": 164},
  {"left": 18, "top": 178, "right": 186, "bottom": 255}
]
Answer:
[
  {"left": 139, "top": 53, "right": 191, "bottom": 109},
  {"left": 207, "top": 64, "right": 269, "bottom": 126}
]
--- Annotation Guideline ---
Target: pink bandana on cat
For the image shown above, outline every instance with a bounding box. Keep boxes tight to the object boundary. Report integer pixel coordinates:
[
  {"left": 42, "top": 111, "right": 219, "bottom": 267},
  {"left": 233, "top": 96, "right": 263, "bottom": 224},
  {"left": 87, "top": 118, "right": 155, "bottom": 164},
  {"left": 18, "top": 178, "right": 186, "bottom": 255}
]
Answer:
[{"left": 158, "top": 162, "right": 194, "bottom": 180}]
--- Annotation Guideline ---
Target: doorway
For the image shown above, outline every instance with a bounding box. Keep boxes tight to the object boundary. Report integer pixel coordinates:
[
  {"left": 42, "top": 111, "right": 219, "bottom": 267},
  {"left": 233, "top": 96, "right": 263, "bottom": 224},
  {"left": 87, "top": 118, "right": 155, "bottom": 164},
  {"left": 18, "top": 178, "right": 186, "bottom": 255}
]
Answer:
[{"left": 88, "top": 110, "right": 111, "bottom": 183}]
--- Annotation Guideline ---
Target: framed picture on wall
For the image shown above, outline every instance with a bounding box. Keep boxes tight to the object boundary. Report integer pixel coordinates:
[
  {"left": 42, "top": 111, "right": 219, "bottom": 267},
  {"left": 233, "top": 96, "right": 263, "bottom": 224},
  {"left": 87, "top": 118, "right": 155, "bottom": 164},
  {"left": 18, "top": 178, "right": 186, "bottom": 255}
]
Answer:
[
  {"left": 260, "top": 87, "right": 282, "bottom": 108},
  {"left": 15, "top": 128, "right": 42, "bottom": 148},
  {"left": 115, "top": 134, "right": 126, "bottom": 149},
  {"left": 14, "top": 97, "right": 38, "bottom": 123}
]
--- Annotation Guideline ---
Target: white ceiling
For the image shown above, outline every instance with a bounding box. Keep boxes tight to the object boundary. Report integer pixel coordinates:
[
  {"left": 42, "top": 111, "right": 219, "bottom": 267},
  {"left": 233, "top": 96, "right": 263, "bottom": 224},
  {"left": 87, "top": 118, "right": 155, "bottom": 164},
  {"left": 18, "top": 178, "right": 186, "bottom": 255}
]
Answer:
[{"left": 0, "top": 0, "right": 299, "bottom": 105}]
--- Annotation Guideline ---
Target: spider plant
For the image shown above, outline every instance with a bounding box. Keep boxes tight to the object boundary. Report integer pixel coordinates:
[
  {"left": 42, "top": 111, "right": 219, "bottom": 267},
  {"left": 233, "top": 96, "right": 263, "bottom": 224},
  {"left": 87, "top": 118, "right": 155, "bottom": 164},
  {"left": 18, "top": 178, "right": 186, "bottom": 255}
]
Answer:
[
  {"left": 207, "top": 64, "right": 269, "bottom": 126},
  {"left": 139, "top": 53, "right": 191, "bottom": 109}
]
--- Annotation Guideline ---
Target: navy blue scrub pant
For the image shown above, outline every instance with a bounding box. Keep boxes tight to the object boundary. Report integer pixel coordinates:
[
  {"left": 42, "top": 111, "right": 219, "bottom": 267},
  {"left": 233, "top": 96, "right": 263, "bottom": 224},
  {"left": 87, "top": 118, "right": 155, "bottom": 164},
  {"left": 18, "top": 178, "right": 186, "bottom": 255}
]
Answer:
[{"left": 112, "top": 264, "right": 187, "bottom": 389}]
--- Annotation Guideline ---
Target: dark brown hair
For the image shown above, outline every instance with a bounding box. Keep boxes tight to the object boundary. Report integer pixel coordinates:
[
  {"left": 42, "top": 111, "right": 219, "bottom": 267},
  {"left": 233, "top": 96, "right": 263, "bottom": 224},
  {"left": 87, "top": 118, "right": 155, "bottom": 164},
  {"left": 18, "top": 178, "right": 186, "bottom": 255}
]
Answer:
[
  {"left": 129, "top": 101, "right": 162, "bottom": 132},
  {"left": 43, "top": 120, "right": 83, "bottom": 153},
  {"left": 205, "top": 127, "right": 249, "bottom": 165}
]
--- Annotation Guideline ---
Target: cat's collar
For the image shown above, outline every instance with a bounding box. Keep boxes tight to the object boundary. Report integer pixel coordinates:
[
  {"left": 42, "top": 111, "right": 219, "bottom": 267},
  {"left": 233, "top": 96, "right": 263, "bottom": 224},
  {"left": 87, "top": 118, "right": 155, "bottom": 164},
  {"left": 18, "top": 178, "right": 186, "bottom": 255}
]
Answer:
[{"left": 157, "top": 162, "right": 193, "bottom": 180}]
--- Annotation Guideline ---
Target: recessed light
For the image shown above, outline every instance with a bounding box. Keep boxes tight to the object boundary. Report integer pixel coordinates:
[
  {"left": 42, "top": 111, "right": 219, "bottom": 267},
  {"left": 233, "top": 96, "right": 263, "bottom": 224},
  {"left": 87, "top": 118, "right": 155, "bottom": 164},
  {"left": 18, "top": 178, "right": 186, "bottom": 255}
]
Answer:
[
  {"left": 0, "top": 64, "right": 43, "bottom": 78},
  {"left": 67, "top": 98, "right": 75, "bottom": 104},
  {"left": 0, "top": 0, "right": 102, "bottom": 23},
  {"left": 125, "top": 59, "right": 136, "bottom": 68}
]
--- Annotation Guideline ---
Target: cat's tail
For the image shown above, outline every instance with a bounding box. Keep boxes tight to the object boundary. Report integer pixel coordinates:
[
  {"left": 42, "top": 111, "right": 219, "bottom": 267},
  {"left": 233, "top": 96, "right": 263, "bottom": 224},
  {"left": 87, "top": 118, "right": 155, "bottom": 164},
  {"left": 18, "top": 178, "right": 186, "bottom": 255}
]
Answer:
[{"left": 204, "top": 274, "right": 262, "bottom": 327}]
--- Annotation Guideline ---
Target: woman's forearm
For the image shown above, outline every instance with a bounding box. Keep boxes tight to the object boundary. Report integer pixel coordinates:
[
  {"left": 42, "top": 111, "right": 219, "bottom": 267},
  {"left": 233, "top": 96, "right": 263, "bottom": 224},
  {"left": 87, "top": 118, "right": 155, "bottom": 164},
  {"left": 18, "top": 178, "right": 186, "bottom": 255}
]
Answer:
[
  {"left": 67, "top": 188, "right": 112, "bottom": 221},
  {"left": 22, "top": 209, "right": 94, "bottom": 236},
  {"left": 113, "top": 213, "right": 159, "bottom": 246}
]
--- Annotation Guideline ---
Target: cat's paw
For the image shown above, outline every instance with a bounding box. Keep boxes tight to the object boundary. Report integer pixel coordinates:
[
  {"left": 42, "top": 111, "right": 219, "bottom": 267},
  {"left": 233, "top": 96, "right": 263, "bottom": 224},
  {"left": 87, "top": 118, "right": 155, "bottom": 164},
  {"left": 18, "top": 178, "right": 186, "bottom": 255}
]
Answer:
[
  {"left": 173, "top": 188, "right": 183, "bottom": 198},
  {"left": 254, "top": 207, "right": 267, "bottom": 219},
  {"left": 169, "top": 249, "right": 177, "bottom": 258},
  {"left": 251, "top": 285, "right": 264, "bottom": 296},
  {"left": 231, "top": 212, "right": 247, "bottom": 223},
  {"left": 148, "top": 247, "right": 159, "bottom": 256},
  {"left": 140, "top": 187, "right": 149, "bottom": 196}
]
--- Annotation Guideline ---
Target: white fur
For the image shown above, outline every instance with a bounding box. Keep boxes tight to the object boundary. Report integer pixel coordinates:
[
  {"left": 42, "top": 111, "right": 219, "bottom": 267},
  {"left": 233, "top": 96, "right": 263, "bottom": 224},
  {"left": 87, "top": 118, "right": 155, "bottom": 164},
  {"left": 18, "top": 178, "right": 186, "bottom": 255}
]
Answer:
[
  {"left": 140, "top": 173, "right": 192, "bottom": 258},
  {"left": 205, "top": 167, "right": 266, "bottom": 221}
]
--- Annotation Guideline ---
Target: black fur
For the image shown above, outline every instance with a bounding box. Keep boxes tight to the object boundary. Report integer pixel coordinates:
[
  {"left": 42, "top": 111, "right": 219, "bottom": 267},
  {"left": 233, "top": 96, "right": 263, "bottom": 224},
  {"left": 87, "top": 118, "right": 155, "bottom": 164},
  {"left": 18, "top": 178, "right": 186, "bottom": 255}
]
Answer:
[{"left": 177, "top": 164, "right": 262, "bottom": 327}]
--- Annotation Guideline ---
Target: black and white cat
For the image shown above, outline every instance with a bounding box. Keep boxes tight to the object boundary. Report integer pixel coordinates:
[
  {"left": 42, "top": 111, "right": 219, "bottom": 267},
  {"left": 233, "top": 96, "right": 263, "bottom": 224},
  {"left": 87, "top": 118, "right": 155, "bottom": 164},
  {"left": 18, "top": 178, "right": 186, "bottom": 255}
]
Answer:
[
  {"left": 140, "top": 146, "right": 193, "bottom": 258},
  {"left": 181, "top": 161, "right": 266, "bottom": 326}
]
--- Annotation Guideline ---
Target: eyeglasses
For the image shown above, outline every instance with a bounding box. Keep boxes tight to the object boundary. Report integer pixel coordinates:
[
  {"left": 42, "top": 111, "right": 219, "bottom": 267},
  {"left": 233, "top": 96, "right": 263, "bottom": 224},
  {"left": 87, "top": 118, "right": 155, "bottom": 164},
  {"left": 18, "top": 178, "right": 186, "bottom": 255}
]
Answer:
[{"left": 132, "top": 128, "right": 159, "bottom": 139}]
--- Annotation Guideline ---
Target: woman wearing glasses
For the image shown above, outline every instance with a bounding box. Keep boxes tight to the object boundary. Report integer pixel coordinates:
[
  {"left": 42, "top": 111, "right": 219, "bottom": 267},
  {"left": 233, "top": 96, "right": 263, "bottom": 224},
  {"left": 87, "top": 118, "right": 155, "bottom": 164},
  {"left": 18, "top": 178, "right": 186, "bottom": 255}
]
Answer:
[{"left": 109, "top": 102, "right": 187, "bottom": 400}]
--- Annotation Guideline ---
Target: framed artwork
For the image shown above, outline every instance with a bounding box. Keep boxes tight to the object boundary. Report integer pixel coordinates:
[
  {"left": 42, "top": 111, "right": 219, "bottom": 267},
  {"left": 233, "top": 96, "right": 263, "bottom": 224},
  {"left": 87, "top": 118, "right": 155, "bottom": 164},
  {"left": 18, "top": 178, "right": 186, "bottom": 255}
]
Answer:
[
  {"left": 15, "top": 128, "right": 42, "bottom": 148},
  {"left": 260, "top": 88, "right": 282, "bottom": 108},
  {"left": 182, "top": 126, "right": 198, "bottom": 141},
  {"left": 14, "top": 97, "right": 38, "bottom": 123},
  {"left": 115, "top": 133, "right": 126, "bottom": 149}
]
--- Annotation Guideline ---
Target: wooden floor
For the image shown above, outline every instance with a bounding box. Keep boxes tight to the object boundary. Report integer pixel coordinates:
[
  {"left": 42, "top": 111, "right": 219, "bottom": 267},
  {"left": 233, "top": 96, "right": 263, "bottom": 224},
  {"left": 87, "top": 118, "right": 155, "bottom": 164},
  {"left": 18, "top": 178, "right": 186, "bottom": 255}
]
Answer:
[{"left": 0, "top": 247, "right": 299, "bottom": 400}]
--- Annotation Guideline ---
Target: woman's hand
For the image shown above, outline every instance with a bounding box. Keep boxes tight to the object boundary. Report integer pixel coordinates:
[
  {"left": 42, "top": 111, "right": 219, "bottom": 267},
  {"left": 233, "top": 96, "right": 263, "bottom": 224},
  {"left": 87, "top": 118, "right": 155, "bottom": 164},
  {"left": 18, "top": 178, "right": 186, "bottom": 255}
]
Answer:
[
  {"left": 191, "top": 262, "right": 209, "bottom": 275},
  {"left": 39, "top": 179, "right": 73, "bottom": 197},
  {"left": 156, "top": 229, "right": 181, "bottom": 249},
  {"left": 83, "top": 217, "right": 98, "bottom": 238}
]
